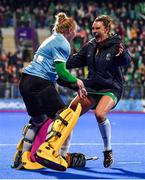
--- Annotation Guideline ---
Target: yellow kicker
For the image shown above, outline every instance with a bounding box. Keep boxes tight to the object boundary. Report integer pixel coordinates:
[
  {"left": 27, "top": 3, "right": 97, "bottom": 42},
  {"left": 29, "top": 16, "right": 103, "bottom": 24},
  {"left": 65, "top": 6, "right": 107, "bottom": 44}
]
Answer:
[
  {"left": 15, "top": 138, "right": 44, "bottom": 170},
  {"left": 36, "top": 103, "right": 82, "bottom": 171},
  {"left": 36, "top": 144, "right": 68, "bottom": 170},
  {"left": 22, "top": 151, "right": 44, "bottom": 170}
]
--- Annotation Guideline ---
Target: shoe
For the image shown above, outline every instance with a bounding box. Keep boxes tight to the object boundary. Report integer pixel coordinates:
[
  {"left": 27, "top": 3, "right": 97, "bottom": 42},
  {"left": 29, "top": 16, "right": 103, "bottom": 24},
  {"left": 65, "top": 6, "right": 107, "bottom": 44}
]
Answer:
[
  {"left": 11, "top": 151, "right": 24, "bottom": 170},
  {"left": 103, "top": 150, "right": 113, "bottom": 168}
]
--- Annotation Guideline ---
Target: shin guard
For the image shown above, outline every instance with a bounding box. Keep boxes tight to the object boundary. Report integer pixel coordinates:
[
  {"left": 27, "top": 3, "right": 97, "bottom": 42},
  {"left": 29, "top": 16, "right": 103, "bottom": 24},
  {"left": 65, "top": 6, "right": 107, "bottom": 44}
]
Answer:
[
  {"left": 13, "top": 124, "right": 44, "bottom": 170},
  {"left": 35, "top": 103, "right": 82, "bottom": 171},
  {"left": 30, "top": 118, "right": 52, "bottom": 162},
  {"left": 21, "top": 119, "right": 52, "bottom": 170}
]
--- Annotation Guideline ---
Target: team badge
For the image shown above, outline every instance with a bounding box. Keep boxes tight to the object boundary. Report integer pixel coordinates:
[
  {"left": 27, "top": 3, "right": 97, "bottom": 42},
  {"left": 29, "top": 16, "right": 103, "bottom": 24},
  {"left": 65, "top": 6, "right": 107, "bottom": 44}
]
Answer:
[{"left": 105, "top": 53, "right": 111, "bottom": 61}]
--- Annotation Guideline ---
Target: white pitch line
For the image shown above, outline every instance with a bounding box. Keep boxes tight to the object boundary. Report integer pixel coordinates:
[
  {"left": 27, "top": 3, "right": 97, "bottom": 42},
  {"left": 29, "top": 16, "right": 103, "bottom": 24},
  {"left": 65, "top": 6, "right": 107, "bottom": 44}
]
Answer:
[
  {"left": 71, "top": 143, "right": 145, "bottom": 146},
  {"left": 118, "top": 161, "right": 142, "bottom": 164},
  {"left": 0, "top": 142, "right": 145, "bottom": 146}
]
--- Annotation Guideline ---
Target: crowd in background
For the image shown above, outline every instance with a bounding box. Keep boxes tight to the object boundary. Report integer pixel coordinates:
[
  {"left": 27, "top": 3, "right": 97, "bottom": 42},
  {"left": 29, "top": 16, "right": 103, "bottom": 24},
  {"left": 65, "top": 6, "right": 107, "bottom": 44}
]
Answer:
[{"left": 0, "top": 0, "right": 144, "bottom": 99}]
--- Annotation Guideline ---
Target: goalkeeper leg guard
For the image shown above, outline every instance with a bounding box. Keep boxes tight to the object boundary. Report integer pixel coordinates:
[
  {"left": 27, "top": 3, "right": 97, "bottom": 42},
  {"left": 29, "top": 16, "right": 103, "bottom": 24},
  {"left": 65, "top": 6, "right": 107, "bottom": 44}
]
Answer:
[
  {"left": 59, "top": 132, "right": 72, "bottom": 158},
  {"left": 12, "top": 120, "right": 45, "bottom": 170},
  {"left": 12, "top": 124, "right": 38, "bottom": 169},
  {"left": 20, "top": 117, "right": 52, "bottom": 170},
  {"left": 35, "top": 103, "right": 82, "bottom": 171},
  {"left": 30, "top": 118, "right": 52, "bottom": 162}
]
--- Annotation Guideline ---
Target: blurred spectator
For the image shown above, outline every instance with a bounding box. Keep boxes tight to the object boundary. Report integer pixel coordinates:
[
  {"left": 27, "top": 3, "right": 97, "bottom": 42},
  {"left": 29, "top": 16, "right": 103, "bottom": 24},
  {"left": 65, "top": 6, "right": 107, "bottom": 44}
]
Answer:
[
  {"left": 0, "top": 29, "right": 3, "bottom": 55},
  {"left": 0, "top": 0, "right": 144, "bottom": 99}
]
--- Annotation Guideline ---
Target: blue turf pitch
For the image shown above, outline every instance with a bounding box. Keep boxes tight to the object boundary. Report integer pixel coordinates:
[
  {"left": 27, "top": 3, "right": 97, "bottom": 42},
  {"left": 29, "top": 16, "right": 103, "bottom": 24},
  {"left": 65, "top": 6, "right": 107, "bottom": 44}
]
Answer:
[{"left": 0, "top": 111, "right": 145, "bottom": 179}]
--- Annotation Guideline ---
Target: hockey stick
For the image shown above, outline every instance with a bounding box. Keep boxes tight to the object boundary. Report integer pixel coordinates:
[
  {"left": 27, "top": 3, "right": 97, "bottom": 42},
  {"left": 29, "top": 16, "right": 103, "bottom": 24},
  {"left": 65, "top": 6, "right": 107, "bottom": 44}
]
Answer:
[{"left": 86, "top": 156, "right": 99, "bottom": 161}]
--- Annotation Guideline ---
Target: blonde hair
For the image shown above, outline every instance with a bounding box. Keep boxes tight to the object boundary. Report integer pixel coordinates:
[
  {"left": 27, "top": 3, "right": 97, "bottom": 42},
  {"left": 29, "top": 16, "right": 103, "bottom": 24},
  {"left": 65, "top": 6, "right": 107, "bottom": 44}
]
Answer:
[
  {"left": 53, "top": 12, "right": 77, "bottom": 34},
  {"left": 94, "top": 15, "right": 113, "bottom": 35}
]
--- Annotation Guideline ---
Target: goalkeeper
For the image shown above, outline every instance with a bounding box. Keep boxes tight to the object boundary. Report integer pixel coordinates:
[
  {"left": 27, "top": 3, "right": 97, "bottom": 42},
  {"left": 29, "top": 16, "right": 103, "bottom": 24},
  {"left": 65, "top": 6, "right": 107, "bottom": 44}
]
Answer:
[{"left": 12, "top": 12, "right": 87, "bottom": 171}]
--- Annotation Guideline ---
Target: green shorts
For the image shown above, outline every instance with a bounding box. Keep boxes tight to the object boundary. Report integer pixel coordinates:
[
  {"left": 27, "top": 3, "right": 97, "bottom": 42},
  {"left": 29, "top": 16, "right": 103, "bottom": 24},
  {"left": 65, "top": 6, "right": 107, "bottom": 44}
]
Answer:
[{"left": 88, "top": 91, "right": 118, "bottom": 106}]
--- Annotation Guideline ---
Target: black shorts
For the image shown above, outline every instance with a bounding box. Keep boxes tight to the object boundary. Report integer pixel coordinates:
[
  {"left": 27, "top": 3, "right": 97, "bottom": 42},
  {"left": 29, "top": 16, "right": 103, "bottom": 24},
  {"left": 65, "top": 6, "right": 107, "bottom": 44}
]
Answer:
[{"left": 19, "top": 73, "right": 65, "bottom": 118}]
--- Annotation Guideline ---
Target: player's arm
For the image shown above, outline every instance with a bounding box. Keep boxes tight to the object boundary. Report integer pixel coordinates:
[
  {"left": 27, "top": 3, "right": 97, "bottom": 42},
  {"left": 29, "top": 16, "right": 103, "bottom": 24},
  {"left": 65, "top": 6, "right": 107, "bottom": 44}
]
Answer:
[
  {"left": 114, "top": 43, "right": 132, "bottom": 66},
  {"left": 55, "top": 61, "right": 80, "bottom": 91},
  {"left": 54, "top": 46, "right": 87, "bottom": 97},
  {"left": 55, "top": 61, "right": 77, "bottom": 83}
]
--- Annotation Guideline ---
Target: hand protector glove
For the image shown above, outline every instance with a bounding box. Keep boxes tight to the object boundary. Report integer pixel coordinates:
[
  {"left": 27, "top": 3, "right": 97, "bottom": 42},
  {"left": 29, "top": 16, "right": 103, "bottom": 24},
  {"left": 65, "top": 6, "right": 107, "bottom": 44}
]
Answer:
[{"left": 66, "top": 153, "right": 86, "bottom": 167}]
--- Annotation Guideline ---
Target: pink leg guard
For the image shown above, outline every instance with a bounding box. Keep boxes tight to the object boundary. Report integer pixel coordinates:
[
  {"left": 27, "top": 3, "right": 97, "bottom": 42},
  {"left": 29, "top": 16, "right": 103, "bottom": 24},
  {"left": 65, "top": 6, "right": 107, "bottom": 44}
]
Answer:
[{"left": 30, "top": 118, "right": 52, "bottom": 162}]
